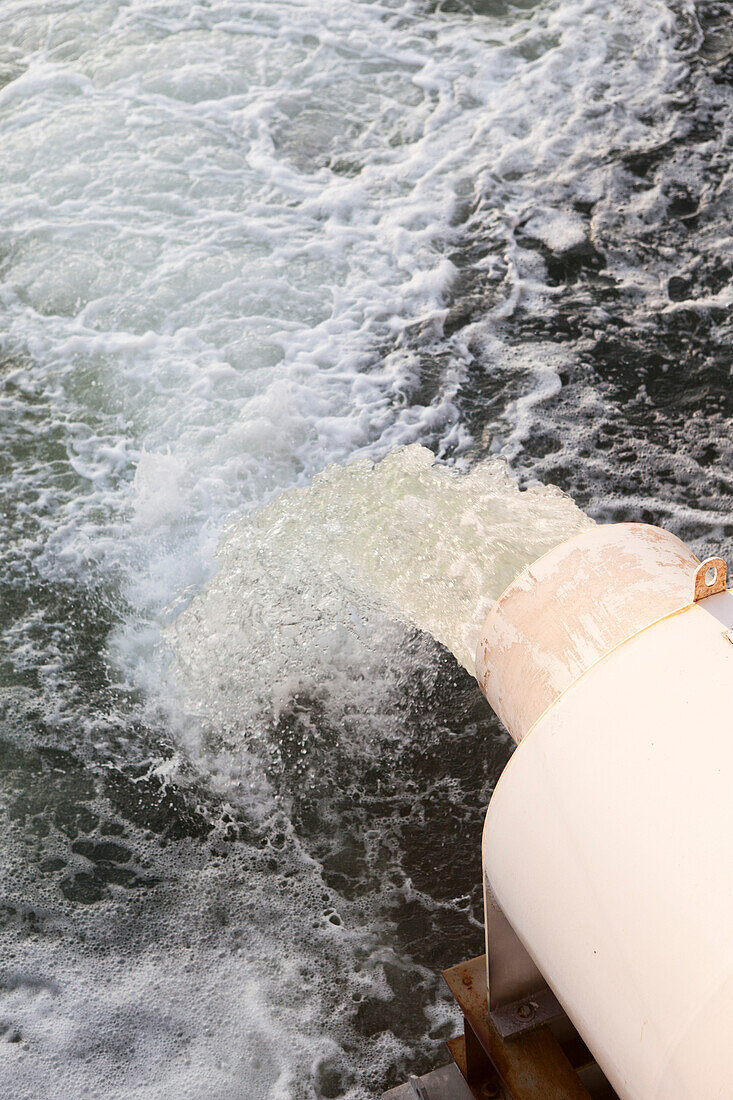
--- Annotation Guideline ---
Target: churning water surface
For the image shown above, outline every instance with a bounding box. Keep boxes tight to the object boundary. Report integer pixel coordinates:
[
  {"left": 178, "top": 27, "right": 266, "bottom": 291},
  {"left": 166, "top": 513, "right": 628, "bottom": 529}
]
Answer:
[{"left": 0, "top": 0, "right": 731, "bottom": 1097}]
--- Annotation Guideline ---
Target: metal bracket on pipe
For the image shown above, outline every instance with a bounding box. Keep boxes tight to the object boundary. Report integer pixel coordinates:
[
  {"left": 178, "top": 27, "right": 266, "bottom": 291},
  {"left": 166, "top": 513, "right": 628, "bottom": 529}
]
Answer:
[
  {"left": 694, "top": 558, "right": 727, "bottom": 601},
  {"left": 484, "top": 887, "right": 563, "bottom": 1038},
  {"left": 489, "top": 986, "right": 565, "bottom": 1040},
  {"left": 443, "top": 955, "right": 593, "bottom": 1099}
]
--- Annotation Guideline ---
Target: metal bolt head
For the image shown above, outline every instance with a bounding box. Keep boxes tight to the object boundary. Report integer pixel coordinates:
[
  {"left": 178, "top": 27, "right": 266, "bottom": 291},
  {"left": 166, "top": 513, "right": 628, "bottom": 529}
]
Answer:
[{"left": 516, "top": 1001, "right": 535, "bottom": 1020}]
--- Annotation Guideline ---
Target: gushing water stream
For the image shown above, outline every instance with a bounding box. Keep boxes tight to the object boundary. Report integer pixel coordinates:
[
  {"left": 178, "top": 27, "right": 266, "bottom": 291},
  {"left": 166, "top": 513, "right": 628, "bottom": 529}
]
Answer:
[{"left": 172, "top": 444, "right": 592, "bottom": 737}]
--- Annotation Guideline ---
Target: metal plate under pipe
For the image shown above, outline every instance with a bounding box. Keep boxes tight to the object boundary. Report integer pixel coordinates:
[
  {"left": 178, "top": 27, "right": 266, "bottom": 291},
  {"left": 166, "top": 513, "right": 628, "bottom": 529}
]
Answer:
[{"left": 381, "top": 1063, "right": 474, "bottom": 1100}]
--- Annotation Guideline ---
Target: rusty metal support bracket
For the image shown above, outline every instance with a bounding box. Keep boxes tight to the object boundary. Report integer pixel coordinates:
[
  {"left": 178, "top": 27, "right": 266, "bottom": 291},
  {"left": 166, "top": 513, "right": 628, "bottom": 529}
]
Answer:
[
  {"left": 694, "top": 557, "right": 727, "bottom": 601},
  {"left": 463, "top": 1016, "right": 493, "bottom": 1087},
  {"left": 443, "top": 955, "right": 592, "bottom": 1100}
]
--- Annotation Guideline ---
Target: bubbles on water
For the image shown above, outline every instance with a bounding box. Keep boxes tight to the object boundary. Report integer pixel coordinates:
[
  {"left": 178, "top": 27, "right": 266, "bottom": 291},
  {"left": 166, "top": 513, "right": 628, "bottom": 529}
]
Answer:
[{"left": 0, "top": 761, "right": 459, "bottom": 1100}]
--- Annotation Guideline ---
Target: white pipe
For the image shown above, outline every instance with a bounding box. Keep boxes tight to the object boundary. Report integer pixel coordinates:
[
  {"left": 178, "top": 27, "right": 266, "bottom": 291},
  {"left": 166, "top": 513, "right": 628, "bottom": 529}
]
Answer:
[{"left": 477, "top": 523, "right": 732, "bottom": 1099}]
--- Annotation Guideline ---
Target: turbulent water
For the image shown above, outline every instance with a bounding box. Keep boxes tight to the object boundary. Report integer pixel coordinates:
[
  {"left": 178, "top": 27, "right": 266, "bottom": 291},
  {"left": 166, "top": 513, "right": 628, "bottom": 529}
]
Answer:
[
  {"left": 0, "top": 1, "right": 731, "bottom": 1097},
  {"left": 171, "top": 445, "right": 590, "bottom": 732}
]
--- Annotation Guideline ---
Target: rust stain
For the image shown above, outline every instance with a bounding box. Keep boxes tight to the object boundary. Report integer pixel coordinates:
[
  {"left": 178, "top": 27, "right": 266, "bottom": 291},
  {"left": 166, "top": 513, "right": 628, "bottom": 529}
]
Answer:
[
  {"left": 693, "top": 557, "right": 727, "bottom": 602},
  {"left": 443, "top": 955, "right": 593, "bottom": 1099}
]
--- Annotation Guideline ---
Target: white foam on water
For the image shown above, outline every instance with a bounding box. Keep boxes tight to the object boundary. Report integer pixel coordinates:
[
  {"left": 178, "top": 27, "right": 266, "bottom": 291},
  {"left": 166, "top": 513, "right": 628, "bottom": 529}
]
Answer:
[
  {"left": 0, "top": 0, "right": 688, "bottom": 615},
  {"left": 0, "top": 821, "right": 430, "bottom": 1100}
]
